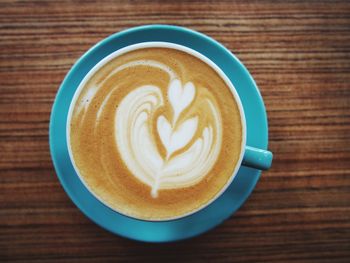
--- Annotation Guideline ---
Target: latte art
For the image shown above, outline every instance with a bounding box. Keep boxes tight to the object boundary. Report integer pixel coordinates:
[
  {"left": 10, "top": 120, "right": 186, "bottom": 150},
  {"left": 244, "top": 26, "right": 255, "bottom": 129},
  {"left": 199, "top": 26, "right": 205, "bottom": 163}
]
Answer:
[
  {"left": 115, "top": 62, "right": 222, "bottom": 197},
  {"left": 68, "top": 46, "right": 243, "bottom": 220}
]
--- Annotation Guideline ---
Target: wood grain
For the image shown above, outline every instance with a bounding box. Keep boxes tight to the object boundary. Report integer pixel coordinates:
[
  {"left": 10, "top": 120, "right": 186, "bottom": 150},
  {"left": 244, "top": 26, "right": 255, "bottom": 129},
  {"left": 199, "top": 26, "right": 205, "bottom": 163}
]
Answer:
[{"left": 1, "top": 0, "right": 350, "bottom": 262}]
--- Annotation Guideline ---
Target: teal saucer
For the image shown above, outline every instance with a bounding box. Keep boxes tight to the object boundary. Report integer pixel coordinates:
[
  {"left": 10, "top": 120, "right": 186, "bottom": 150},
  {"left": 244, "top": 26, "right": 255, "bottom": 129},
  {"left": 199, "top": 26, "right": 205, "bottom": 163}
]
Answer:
[{"left": 49, "top": 25, "right": 268, "bottom": 242}]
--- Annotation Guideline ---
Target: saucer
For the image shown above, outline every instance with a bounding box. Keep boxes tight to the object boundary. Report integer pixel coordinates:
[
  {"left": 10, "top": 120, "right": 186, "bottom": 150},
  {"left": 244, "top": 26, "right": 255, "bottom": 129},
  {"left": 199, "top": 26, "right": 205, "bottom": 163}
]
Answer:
[{"left": 49, "top": 25, "right": 269, "bottom": 242}]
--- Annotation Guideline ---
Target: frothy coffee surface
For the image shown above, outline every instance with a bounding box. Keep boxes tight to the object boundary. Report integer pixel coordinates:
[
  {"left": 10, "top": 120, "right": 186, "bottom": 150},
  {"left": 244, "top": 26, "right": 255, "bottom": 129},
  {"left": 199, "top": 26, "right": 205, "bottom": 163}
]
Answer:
[{"left": 69, "top": 47, "right": 243, "bottom": 220}]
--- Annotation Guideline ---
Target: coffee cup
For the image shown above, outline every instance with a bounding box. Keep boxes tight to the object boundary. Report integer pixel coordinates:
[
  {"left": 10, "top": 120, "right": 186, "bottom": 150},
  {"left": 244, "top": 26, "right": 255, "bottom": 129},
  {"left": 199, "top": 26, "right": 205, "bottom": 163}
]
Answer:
[{"left": 66, "top": 42, "right": 272, "bottom": 221}]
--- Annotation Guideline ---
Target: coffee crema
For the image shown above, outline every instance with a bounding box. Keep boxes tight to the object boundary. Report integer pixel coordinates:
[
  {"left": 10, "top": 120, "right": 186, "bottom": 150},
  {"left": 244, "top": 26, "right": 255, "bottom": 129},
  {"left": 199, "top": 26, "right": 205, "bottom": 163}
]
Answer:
[{"left": 68, "top": 47, "right": 243, "bottom": 220}]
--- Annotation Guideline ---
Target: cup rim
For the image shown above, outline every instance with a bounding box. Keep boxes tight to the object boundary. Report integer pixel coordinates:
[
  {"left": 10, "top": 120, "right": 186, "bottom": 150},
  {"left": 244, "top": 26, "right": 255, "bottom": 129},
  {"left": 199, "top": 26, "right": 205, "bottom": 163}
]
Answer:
[{"left": 66, "top": 41, "right": 247, "bottom": 222}]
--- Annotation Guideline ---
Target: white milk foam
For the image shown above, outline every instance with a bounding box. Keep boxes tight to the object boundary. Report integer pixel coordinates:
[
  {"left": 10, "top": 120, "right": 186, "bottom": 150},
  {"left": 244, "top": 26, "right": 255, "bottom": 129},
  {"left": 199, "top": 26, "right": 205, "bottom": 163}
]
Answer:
[{"left": 114, "top": 60, "right": 222, "bottom": 197}]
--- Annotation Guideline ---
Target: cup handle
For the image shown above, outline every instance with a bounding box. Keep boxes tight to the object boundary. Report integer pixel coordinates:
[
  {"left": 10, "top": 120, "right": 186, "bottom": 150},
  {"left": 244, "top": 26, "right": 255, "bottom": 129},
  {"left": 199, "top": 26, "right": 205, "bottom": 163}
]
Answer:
[{"left": 242, "top": 146, "right": 273, "bottom": 170}]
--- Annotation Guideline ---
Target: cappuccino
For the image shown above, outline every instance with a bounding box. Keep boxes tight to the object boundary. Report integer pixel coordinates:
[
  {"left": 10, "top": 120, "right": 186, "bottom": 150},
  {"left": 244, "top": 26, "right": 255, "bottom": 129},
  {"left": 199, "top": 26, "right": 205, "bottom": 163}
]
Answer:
[{"left": 68, "top": 45, "right": 243, "bottom": 220}]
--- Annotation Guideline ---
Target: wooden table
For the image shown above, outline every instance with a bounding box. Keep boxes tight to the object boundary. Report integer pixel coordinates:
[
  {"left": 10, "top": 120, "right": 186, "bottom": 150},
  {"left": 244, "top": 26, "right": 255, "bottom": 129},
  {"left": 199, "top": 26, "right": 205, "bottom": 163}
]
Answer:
[{"left": 1, "top": 0, "right": 350, "bottom": 262}]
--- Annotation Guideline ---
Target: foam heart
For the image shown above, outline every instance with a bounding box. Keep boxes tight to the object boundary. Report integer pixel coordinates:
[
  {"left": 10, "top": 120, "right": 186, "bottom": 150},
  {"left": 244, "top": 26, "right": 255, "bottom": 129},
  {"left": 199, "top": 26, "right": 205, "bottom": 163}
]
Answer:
[
  {"left": 157, "top": 115, "right": 198, "bottom": 158},
  {"left": 168, "top": 79, "right": 195, "bottom": 124}
]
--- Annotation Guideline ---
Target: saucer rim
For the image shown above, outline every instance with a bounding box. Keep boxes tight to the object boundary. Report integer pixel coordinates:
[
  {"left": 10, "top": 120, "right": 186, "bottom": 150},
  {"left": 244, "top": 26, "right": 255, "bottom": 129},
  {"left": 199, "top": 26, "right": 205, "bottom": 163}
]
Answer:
[{"left": 49, "top": 24, "right": 268, "bottom": 242}]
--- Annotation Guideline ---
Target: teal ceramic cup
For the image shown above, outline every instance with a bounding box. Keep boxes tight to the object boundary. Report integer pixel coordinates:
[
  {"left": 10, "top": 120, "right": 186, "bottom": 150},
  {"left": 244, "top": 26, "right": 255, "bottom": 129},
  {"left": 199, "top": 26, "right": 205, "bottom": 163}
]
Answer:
[{"left": 50, "top": 25, "right": 273, "bottom": 242}]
